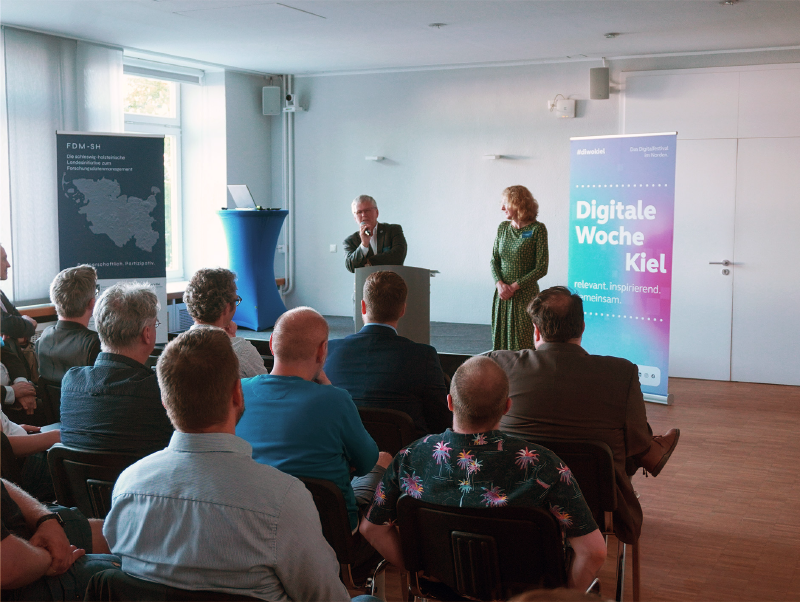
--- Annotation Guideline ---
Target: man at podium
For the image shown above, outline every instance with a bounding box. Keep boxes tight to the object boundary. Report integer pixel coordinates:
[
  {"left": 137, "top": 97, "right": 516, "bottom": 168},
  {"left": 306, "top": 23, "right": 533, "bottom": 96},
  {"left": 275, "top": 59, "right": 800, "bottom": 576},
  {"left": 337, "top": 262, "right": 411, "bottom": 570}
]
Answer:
[{"left": 344, "top": 195, "right": 407, "bottom": 273}]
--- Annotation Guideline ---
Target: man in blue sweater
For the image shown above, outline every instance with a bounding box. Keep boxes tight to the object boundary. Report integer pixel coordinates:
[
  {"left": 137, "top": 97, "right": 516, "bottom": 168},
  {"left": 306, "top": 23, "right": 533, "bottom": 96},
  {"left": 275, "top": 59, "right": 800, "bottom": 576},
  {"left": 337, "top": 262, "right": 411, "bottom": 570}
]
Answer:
[{"left": 237, "top": 307, "right": 392, "bottom": 531}]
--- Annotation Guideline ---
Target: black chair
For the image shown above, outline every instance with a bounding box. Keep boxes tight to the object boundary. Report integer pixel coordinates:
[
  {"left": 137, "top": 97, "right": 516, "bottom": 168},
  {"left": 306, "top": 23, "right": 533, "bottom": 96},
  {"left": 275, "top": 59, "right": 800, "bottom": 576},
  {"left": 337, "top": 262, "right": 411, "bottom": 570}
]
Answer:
[
  {"left": 39, "top": 377, "right": 62, "bottom": 422},
  {"left": 298, "top": 476, "right": 387, "bottom": 596},
  {"left": 47, "top": 444, "right": 141, "bottom": 519},
  {"left": 1, "top": 432, "right": 24, "bottom": 485},
  {"left": 357, "top": 406, "right": 416, "bottom": 456},
  {"left": 396, "top": 495, "right": 567, "bottom": 601},
  {"left": 531, "top": 437, "right": 638, "bottom": 602},
  {"left": 84, "top": 567, "right": 261, "bottom": 601}
]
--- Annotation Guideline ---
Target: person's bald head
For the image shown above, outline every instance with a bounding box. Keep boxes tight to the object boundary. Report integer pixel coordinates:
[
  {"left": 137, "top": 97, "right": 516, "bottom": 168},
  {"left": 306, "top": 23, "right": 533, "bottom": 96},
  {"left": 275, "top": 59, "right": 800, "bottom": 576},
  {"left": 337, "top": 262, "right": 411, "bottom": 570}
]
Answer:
[
  {"left": 450, "top": 356, "right": 510, "bottom": 430},
  {"left": 270, "top": 307, "right": 330, "bottom": 363}
]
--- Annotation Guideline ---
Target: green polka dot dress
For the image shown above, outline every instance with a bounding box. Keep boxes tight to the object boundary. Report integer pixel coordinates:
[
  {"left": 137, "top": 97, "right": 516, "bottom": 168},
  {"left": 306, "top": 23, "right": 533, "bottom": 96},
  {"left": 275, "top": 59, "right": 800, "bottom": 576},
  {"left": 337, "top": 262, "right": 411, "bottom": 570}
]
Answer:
[{"left": 491, "top": 221, "right": 549, "bottom": 351}]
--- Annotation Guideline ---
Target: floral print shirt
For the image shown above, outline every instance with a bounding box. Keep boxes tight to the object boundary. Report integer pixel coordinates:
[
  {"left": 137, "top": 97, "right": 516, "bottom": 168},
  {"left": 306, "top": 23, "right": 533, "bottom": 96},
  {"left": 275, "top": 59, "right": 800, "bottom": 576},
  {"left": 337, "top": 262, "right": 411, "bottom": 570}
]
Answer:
[{"left": 365, "top": 429, "right": 597, "bottom": 540}]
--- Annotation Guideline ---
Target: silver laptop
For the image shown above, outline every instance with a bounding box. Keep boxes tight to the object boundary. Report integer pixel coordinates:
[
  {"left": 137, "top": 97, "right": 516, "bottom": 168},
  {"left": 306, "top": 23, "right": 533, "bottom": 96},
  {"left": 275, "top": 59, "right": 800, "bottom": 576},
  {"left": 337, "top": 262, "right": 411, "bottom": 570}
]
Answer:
[{"left": 227, "top": 185, "right": 257, "bottom": 209}]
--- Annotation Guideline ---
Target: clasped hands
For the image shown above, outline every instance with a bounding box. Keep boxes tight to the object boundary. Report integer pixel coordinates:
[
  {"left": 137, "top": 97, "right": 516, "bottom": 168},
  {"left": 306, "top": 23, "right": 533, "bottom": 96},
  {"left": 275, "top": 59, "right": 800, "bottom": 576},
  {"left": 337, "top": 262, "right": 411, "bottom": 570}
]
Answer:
[
  {"left": 11, "top": 380, "right": 37, "bottom": 415},
  {"left": 496, "top": 281, "right": 520, "bottom": 300},
  {"left": 29, "top": 517, "right": 85, "bottom": 576}
]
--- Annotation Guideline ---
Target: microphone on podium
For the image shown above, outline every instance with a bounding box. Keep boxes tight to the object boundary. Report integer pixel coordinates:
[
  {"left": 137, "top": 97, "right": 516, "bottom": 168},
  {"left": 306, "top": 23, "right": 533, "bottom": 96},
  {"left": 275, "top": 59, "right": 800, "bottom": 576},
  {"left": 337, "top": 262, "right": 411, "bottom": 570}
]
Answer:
[{"left": 361, "top": 221, "right": 372, "bottom": 237}]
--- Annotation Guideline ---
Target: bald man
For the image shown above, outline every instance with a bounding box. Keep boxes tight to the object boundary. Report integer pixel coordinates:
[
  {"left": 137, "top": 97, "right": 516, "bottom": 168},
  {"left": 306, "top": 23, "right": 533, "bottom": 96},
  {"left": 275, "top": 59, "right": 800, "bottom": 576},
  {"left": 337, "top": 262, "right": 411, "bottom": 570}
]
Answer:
[
  {"left": 236, "top": 307, "right": 392, "bottom": 532},
  {"left": 359, "top": 356, "right": 606, "bottom": 591}
]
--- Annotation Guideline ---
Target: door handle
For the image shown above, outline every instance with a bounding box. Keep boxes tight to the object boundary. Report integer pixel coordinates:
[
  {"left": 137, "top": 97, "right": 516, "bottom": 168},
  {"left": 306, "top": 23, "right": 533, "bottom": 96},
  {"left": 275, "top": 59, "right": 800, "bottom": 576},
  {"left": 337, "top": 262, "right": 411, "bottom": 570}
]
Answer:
[{"left": 709, "top": 260, "right": 731, "bottom": 266}]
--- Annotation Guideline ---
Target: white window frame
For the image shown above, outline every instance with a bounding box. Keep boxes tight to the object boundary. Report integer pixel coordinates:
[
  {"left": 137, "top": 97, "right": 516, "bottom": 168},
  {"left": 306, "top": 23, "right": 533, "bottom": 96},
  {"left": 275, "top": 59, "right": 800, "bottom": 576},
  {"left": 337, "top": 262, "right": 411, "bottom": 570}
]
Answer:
[{"left": 124, "top": 78, "right": 184, "bottom": 280}]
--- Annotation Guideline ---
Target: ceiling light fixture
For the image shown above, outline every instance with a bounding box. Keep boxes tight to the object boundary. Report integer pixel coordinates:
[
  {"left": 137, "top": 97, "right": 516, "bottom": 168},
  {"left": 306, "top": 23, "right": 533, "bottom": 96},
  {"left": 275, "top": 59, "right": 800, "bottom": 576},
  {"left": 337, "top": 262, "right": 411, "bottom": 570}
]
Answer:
[
  {"left": 428, "top": 23, "right": 446, "bottom": 29},
  {"left": 720, "top": 0, "right": 738, "bottom": 5},
  {"left": 604, "top": 32, "right": 620, "bottom": 39}
]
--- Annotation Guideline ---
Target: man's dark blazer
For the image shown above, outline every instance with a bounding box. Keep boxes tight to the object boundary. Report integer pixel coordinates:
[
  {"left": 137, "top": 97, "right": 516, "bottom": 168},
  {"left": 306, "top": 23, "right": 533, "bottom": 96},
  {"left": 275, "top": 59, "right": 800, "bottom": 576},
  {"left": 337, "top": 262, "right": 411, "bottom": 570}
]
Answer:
[
  {"left": 489, "top": 343, "right": 653, "bottom": 544},
  {"left": 325, "top": 324, "right": 450, "bottom": 436},
  {"left": 343, "top": 223, "right": 407, "bottom": 273},
  {"left": 1, "top": 290, "right": 35, "bottom": 382}
]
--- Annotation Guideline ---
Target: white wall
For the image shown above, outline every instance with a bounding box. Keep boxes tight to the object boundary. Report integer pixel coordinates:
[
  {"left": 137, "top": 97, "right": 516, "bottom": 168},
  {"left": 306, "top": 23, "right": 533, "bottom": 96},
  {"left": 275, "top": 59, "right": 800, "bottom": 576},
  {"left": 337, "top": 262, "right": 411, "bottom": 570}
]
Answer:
[
  {"left": 283, "top": 49, "right": 800, "bottom": 324},
  {"left": 288, "top": 62, "right": 617, "bottom": 323},
  {"left": 225, "top": 71, "right": 273, "bottom": 208}
]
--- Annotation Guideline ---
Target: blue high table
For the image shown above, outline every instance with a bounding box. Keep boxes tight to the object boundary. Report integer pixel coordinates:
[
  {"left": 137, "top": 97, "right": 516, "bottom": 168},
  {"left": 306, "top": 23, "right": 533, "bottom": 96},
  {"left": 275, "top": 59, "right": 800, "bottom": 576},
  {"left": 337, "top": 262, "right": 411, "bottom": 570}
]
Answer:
[{"left": 218, "top": 209, "right": 288, "bottom": 331}]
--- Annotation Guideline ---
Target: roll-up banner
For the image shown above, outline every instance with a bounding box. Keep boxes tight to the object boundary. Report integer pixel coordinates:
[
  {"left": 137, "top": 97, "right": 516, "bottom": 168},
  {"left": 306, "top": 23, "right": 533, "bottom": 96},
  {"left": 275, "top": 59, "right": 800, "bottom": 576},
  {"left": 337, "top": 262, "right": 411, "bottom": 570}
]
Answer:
[
  {"left": 56, "top": 132, "right": 168, "bottom": 344},
  {"left": 568, "top": 133, "right": 677, "bottom": 404}
]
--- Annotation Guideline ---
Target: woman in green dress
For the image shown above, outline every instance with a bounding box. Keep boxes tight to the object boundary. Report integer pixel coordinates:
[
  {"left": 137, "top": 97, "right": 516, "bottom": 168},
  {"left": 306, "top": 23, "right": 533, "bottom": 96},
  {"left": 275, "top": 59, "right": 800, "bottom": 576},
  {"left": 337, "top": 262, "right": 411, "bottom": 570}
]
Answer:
[{"left": 491, "top": 185, "right": 549, "bottom": 350}]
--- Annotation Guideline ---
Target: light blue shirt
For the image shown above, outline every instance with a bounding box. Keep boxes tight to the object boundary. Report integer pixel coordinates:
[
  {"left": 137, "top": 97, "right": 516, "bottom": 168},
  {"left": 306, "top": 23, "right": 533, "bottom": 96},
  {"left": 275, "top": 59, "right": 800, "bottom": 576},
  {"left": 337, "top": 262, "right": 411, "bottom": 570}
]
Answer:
[
  {"left": 103, "top": 432, "right": 349, "bottom": 602},
  {"left": 366, "top": 322, "right": 397, "bottom": 333}
]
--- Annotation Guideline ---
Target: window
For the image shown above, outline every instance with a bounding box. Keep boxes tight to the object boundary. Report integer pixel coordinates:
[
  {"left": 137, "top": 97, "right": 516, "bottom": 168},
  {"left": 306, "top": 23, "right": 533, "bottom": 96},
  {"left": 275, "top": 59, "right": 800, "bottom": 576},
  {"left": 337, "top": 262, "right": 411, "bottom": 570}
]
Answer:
[{"left": 123, "top": 74, "right": 183, "bottom": 279}]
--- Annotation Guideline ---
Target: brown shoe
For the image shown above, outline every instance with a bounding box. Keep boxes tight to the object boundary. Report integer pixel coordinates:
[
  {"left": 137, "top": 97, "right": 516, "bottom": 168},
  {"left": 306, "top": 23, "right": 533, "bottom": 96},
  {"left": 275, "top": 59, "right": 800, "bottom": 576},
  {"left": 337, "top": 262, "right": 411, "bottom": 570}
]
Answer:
[{"left": 639, "top": 429, "right": 680, "bottom": 477}]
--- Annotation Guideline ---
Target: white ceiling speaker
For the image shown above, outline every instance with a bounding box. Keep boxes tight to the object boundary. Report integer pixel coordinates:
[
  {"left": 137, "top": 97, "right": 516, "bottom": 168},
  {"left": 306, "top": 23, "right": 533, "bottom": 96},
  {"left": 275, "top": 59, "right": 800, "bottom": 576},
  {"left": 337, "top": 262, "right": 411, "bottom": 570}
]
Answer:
[{"left": 590, "top": 67, "right": 610, "bottom": 100}]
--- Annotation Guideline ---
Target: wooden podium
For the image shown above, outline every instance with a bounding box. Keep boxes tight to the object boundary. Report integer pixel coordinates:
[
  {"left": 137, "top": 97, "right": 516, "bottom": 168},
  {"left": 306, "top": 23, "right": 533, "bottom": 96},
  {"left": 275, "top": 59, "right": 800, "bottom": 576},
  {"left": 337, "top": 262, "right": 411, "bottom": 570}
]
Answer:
[{"left": 354, "top": 265, "right": 433, "bottom": 344}]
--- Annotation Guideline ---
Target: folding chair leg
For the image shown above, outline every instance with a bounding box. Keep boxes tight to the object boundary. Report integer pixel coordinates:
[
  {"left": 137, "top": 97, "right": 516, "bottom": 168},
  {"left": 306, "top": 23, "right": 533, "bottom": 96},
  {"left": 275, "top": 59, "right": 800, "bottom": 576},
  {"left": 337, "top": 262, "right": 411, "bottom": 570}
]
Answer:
[
  {"left": 632, "top": 541, "right": 640, "bottom": 602},
  {"left": 370, "top": 559, "right": 387, "bottom": 600},
  {"left": 400, "top": 571, "right": 412, "bottom": 602},
  {"left": 615, "top": 539, "right": 627, "bottom": 602}
]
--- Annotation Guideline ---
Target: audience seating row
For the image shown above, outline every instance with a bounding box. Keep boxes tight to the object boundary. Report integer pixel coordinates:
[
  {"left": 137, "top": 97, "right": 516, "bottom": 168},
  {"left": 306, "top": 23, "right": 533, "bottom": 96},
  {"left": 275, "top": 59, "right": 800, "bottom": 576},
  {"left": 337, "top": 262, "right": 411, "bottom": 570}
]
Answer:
[{"left": 41, "top": 403, "right": 632, "bottom": 601}]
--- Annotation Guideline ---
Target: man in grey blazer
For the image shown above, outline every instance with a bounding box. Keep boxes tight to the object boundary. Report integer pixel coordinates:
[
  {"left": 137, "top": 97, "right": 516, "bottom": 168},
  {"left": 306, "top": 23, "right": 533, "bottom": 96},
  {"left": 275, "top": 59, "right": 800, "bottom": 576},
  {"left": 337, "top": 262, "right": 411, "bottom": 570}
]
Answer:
[
  {"left": 344, "top": 195, "right": 407, "bottom": 273},
  {"left": 489, "top": 286, "right": 680, "bottom": 545}
]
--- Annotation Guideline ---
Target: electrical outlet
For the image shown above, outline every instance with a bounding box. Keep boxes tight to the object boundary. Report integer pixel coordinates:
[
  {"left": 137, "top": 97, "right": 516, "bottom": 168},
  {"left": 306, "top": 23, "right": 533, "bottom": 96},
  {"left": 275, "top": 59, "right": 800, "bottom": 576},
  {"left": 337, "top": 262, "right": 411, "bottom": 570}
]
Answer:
[{"left": 329, "top": 244, "right": 337, "bottom": 253}]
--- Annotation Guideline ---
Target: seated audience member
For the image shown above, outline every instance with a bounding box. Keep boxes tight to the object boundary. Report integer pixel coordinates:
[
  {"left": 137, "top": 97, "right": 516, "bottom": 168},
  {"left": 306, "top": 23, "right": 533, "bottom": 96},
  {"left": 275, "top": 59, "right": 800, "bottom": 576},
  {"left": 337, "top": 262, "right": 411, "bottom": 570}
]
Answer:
[
  {"left": 183, "top": 268, "right": 268, "bottom": 378},
  {"left": 60, "top": 282, "right": 172, "bottom": 456},
  {"left": 1, "top": 360, "right": 37, "bottom": 420},
  {"left": 489, "top": 286, "right": 680, "bottom": 545},
  {"left": 1, "top": 410, "right": 59, "bottom": 502},
  {"left": 36, "top": 265, "right": 101, "bottom": 384},
  {"left": 0, "top": 478, "right": 117, "bottom": 600},
  {"left": 103, "top": 327, "right": 350, "bottom": 601},
  {"left": 237, "top": 307, "right": 391, "bottom": 531},
  {"left": 359, "top": 356, "right": 606, "bottom": 591},
  {"left": 325, "top": 271, "right": 450, "bottom": 436},
  {"left": 1, "top": 244, "right": 41, "bottom": 421}
]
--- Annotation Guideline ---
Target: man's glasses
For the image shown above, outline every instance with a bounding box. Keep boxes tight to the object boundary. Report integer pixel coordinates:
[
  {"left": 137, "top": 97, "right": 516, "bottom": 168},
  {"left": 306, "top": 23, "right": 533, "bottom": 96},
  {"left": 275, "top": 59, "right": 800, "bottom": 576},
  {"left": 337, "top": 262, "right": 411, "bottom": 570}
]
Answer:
[
  {"left": 154, "top": 319, "right": 161, "bottom": 329},
  {"left": 234, "top": 296, "right": 242, "bottom": 306}
]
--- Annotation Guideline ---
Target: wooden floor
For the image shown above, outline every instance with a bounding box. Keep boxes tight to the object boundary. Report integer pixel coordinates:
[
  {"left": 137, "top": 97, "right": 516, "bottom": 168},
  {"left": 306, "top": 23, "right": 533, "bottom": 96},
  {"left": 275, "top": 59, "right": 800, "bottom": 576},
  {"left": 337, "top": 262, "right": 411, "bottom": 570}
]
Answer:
[{"left": 367, "top": 378, "right": 800, "bottom": 602}]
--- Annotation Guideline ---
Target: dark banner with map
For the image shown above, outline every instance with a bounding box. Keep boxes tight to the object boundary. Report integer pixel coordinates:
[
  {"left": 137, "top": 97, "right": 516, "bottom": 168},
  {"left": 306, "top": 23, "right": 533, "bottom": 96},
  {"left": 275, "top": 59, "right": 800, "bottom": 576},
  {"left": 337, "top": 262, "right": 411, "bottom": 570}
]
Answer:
[{"left": 56, "top": 132, "right": 166, "bottom": 279}]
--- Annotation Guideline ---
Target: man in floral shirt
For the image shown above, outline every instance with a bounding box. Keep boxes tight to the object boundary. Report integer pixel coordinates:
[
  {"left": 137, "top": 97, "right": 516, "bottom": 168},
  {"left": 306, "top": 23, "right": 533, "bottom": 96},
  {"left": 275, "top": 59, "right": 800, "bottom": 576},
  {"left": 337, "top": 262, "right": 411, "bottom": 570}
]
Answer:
[{"left": 360, "top": 356, "right": 606, "bottom": 591}]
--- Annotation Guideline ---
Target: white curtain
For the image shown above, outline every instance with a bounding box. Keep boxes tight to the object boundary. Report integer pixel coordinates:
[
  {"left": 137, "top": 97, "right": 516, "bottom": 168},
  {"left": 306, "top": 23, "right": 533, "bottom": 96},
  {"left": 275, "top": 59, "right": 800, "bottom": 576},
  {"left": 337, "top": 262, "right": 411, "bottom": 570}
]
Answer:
[{"left": 1, "top": 27, "right": 123, "bottom": 304}]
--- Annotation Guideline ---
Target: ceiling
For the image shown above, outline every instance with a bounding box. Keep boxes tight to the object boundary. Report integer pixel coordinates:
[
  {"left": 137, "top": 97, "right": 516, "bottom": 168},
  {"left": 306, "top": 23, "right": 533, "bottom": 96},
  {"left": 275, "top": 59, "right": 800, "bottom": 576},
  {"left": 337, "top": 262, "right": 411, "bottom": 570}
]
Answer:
[{"left": 1, "top": 1, "right": 799, "bottom": 75}]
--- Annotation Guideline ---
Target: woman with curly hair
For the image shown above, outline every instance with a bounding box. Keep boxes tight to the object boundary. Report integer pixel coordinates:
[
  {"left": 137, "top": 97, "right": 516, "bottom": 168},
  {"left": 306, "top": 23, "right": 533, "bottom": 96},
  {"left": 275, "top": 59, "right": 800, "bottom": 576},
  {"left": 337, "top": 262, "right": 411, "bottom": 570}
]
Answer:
[{"left": 491, "top": 185, "right": 549, "bottom": 350}]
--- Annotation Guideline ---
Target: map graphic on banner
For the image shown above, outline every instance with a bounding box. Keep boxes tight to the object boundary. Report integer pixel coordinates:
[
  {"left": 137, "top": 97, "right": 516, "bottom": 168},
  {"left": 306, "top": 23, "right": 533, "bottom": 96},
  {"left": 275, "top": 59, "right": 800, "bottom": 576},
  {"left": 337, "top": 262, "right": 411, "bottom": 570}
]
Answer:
[
  {"left": 56, "top": 132, "right": 168, "bottom": 343},
  {"left": 71, "top": 178, "right": 160, "bottom": 252},
  {"left": 568, "top": 133, "right": 677, "bottom": 399}
]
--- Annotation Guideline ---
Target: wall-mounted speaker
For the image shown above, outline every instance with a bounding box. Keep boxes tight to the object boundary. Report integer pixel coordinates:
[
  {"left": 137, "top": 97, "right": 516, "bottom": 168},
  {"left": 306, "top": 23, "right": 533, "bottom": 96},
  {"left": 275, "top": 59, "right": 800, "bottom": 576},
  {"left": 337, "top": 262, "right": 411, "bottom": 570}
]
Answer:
[
  {"left": 589, "top": 67, "right": 610, "bottom": 100},
  {"left": 262, "top": 86, "right": 281, "bottom": 115}
]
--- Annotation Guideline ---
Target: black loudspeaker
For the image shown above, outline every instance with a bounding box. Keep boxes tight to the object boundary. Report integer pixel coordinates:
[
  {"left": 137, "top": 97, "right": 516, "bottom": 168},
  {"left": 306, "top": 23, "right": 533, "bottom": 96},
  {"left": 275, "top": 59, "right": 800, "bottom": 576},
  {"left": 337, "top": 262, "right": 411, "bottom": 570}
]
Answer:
[{"left": 589, "top": 67, "right": 610, "bottom": 100}]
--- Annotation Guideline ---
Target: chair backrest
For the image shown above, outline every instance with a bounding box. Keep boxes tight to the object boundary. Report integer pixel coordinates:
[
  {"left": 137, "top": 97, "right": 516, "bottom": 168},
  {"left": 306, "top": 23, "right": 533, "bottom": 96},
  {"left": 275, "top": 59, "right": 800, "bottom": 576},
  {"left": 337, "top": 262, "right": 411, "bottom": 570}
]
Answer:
[
  {"left": 396, "top": 496, "right": 568, "bottom": 600},
  {"left": 1, "top": 432, "right": 24, "bottom": 485},
  {"left": 47, "top": 444, "right": 141, "bottom": 519},
  {"left": 357, "top": 406, "right": 415, "bottom": 455},
  {"left": 529, "top": 438, "right": 617, "bottom": 530},
  {"left": 297, "top": 477, "right": 355, "bottom": 565},
  {"left": 39, "top": 377, "right": 62, "bottom": 422},
  {"left": 85, "top": 568, "right": 260, "bottom": 601}
]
